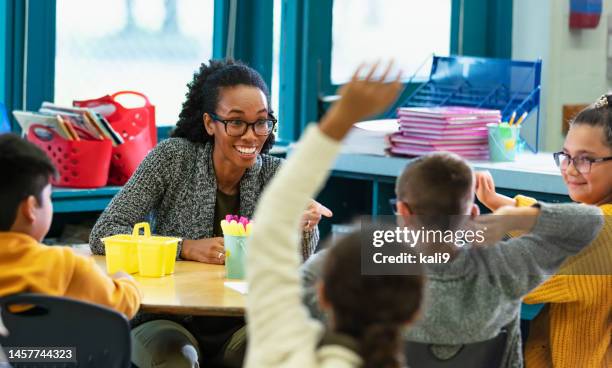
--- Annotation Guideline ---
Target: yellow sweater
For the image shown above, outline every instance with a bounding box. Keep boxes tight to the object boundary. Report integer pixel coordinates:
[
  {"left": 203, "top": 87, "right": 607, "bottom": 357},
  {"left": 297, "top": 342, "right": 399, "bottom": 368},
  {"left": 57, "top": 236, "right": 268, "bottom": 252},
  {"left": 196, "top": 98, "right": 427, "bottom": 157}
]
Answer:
[
  {"left": 515, "top": 196, "right": 612, "bottom": 368},
  {"left": 0, "top": 232, "right": 141, "bottom": 319}
]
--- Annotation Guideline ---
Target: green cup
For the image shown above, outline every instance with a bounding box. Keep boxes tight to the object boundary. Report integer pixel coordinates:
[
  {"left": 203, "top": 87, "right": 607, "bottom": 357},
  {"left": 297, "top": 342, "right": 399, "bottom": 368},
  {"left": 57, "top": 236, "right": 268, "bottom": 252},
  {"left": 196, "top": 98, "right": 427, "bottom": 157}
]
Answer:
[
  {"left": 224, "top": 235, "right": 247, "bottom": 279},
  {"left": 487, "top": 123, "right": 521, "bottom": 162}
]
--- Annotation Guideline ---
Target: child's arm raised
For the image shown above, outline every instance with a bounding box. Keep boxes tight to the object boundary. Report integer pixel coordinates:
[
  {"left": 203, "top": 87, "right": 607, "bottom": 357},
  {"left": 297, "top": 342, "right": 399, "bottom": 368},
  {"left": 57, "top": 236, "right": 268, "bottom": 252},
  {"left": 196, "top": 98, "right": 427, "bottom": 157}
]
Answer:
[
  {"left": 475, "top": 171, "right": 516, "bottom": 211},
  {"left": 473, "top": 202, "right": 603, "bottom": 299},
  {"left": 245, "top": 63, "right": 402, "bottom": 367}
]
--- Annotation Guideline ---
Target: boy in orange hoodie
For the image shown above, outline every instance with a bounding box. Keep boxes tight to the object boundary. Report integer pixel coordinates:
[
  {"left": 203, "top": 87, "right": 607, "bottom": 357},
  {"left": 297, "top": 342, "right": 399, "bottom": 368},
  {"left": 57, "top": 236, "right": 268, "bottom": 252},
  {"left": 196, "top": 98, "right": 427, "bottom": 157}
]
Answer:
[{"left": 0, "top": 134, "right": 141, "bottom": 319}]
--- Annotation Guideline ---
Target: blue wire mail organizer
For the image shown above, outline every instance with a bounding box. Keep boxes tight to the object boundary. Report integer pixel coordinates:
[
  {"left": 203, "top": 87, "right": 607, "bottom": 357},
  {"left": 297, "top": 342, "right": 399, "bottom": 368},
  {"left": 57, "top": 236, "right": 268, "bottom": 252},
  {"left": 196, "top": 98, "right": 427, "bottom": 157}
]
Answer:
[{"left": 390, "top": 55, "right": 542, "bottom": 152}]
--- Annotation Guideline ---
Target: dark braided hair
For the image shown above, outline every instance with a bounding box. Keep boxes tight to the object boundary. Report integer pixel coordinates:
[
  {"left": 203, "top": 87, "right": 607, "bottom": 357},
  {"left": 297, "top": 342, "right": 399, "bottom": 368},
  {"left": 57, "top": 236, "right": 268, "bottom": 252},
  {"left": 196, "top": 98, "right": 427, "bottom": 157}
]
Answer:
[
  {"left": 172, "top": 59, "right": 276, "bottom": 153},
  {"left": 571, "top": 94, "right": 612, "bottom": 149},
  {"left": 322, "top": 230, "right": 424, "bottom": 368}
]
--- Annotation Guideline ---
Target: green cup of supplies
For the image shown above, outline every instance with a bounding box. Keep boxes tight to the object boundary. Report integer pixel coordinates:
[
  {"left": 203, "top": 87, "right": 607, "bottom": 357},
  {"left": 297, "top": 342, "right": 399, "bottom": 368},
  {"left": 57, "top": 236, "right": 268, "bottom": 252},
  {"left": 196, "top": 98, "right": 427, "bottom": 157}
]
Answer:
[
  {"left": 221, "top": 215, "right": 252, "bottom": 279},
  {"left": 487, "top": 111, "right": 526, "bottom": 162}
]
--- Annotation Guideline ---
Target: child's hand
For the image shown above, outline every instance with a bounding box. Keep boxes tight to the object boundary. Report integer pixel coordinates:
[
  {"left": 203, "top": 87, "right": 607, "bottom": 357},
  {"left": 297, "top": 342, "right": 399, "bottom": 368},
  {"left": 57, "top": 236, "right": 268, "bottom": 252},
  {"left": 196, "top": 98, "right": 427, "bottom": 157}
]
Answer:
[
  {"left": 320, "top": 61, "right": 403, "bottom": 140},
  {"left": 111, "top": 271, "right": 134, "bottom": 282},
  {"left": 475, "top": 171, "right": 515, "bottom": 211}
]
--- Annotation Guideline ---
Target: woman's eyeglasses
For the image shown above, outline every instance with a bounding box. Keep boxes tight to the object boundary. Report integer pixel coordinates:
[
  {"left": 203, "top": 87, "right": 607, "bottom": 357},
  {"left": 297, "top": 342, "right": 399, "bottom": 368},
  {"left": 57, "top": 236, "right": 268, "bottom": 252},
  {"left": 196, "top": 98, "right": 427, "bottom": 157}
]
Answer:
[
  {"left": 208, "top": 113, "right": 276, "bottom": 137},
  {"left": 553, "top": 151, "right": 612, "bottom": 174}
]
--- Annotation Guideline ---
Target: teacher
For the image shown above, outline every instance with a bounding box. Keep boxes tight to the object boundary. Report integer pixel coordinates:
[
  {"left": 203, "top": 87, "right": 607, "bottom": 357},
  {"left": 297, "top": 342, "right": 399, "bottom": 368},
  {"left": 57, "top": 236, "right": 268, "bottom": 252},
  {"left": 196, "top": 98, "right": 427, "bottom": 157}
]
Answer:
[
  {"left": 88, "top": 59, "right": 331, "bottom": 367},
  {"left": 90, "top": 59, "right": 329, "bottom": 263}
]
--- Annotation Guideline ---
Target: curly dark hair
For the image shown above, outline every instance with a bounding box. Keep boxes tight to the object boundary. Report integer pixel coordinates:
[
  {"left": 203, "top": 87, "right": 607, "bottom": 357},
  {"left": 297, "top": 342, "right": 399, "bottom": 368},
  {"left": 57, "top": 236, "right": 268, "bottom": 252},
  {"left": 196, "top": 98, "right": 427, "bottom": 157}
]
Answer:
[{"left": 171, "top": 59, "right": 275, "bottom": 153}]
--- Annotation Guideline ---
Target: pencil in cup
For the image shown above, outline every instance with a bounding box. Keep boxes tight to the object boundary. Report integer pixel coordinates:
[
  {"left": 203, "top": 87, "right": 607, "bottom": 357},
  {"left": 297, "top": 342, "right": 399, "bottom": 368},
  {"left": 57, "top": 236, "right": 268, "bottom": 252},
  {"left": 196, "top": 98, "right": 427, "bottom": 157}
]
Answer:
[{"left": 511, "top": 111, "right": 528, "bottom": 126}]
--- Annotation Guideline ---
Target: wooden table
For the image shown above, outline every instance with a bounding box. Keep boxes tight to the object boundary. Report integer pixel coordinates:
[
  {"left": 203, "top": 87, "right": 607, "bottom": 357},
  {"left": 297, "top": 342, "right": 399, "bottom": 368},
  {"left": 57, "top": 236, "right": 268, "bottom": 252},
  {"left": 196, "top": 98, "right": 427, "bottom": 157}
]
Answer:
[{"left": 93, "top": 256, "right": 246, "bottom": 317}]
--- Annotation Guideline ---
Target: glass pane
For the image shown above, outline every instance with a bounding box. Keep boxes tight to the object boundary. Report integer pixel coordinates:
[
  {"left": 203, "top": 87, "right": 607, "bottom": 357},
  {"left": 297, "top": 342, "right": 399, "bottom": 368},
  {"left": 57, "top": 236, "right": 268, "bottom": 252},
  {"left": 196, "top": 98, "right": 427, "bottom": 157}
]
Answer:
[
  {"left": 331, "top": 0, "right": 451, "bottom": 84},
  {"left": 55, "top": 0, "right": 214, "bottom": 126}
]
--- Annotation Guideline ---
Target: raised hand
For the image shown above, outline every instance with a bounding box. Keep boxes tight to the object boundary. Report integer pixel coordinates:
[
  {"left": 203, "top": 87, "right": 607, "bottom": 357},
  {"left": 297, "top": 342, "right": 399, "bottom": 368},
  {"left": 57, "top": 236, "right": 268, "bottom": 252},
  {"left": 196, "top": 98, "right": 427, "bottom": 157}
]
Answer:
[
  {"left": 475, "top": 171, "right": 515, "bottom": 211},
  {"left": 320, "top": 61, "right": 403, "bottom": 141}
]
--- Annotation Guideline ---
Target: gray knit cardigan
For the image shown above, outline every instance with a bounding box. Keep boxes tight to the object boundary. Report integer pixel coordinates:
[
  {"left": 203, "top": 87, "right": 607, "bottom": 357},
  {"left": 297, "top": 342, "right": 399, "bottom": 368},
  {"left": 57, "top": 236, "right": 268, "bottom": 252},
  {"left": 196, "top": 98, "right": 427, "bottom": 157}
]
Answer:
[{"left": 90, "top": 137, "right": 318, "bottom": 260}]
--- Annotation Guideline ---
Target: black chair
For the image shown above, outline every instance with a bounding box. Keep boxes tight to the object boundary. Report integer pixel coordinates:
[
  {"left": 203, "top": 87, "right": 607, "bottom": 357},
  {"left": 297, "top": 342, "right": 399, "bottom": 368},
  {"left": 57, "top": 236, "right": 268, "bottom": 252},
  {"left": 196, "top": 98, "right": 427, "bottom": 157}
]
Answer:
[
  {"left": 405, "top": 329, "right": 508, "bottom": 368},
  {"left": 0, "top": 293, "right": 131, "bottom": 368}
]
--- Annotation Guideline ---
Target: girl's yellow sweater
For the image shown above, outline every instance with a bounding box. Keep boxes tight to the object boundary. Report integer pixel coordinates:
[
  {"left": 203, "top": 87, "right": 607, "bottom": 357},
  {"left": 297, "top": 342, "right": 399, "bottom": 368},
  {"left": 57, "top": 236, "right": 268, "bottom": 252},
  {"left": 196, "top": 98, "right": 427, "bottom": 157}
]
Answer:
[
  {"left": 515, "top": 196, "right": 611, "bottom": 368},
  {"left": 0, "top": 232, "right": 141, "bottom": 319}
]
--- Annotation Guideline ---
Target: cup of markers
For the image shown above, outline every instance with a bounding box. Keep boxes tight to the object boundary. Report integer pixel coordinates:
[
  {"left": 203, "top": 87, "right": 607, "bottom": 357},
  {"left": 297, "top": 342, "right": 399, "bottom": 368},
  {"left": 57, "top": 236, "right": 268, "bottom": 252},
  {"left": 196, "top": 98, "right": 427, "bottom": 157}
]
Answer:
[
  {"left": 487, "top": 111, "right": 525, "bottom": 162},
  {"left": 221, "top": 215, "right": 252, "bottom": 279}
]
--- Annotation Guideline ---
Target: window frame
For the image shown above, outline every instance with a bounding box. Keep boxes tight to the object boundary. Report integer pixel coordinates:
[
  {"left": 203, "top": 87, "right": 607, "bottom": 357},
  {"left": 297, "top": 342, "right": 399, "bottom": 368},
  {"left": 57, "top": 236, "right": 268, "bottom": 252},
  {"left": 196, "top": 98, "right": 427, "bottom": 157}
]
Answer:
[
  {"left": 278, "top": 0, "right": 513, "bottom": 142},
  {"left": 1, "top": 0, "right": 511, "bottom": 142},
  {"left": 1, "top": 0, "right": 273, "bottom": 131}
]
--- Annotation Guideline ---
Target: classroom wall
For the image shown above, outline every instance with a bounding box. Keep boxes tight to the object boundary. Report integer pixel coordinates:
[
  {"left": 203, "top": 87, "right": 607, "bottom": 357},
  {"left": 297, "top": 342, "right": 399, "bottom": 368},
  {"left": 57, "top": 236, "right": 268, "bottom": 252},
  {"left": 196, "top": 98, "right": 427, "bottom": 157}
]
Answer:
[{"left": 513, "top": 0, "right": 610, "bottom": 151}]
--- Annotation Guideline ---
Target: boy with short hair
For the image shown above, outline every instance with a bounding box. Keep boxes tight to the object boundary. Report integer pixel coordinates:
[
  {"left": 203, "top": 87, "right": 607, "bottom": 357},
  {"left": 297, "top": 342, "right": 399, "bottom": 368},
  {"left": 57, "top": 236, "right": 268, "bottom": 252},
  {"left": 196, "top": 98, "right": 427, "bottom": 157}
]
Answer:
[
  {"left": 0, "top": 134, "right": 141, "bottom": 318},
  {"left": 301, "top": 151, "right": 603, "bottom": 368}
]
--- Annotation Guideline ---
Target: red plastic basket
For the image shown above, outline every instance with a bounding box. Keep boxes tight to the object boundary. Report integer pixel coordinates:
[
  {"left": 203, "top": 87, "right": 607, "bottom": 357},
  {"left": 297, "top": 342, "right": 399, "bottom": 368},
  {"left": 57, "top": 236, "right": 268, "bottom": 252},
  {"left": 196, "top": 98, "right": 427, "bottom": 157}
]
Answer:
[
  {"left": 74, "top": 91, "right": 155, "bottom": 185},
  {"left": 108, "top": 126, "right": 152, "bottom": 185},
  {"left": 27, "top": 124, "right": 113, "bottom": 188}
]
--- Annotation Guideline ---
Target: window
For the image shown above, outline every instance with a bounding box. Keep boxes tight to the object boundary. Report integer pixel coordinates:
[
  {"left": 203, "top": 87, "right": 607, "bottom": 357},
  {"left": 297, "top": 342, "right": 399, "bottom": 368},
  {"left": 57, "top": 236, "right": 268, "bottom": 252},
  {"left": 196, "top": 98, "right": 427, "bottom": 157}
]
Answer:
[
  {"left": 331, "top": 0, "right": 451, "bottom": 84},
  {"left": 54, "top": 0, "right": 214, "bottom": 126}
]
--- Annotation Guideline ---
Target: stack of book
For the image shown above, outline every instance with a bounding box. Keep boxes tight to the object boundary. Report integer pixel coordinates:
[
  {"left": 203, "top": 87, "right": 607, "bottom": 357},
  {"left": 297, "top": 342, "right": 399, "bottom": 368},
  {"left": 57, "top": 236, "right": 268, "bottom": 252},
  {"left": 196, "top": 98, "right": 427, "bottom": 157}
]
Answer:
[
  {"left": 13, "top": 102, "right": 123, "bottom": 145},
  {"left": 389, "top": 106, "right": 501, "bottom": 160}
]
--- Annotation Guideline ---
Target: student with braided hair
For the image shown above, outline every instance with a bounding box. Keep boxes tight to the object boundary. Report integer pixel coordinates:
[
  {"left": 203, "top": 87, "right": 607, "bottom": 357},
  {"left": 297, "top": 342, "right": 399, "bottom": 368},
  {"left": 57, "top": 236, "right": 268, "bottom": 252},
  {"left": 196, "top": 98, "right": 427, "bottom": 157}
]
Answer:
[{"left": 245, "top": 62, "right": 425, "bottom": 368}]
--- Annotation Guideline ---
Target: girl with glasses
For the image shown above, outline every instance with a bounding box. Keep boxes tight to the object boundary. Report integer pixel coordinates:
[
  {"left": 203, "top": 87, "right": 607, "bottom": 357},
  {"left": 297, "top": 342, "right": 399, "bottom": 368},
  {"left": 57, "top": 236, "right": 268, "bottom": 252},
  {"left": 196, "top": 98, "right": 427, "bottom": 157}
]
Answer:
[{"left": 475, "top": 94, "right": 612, "bottom": 368}]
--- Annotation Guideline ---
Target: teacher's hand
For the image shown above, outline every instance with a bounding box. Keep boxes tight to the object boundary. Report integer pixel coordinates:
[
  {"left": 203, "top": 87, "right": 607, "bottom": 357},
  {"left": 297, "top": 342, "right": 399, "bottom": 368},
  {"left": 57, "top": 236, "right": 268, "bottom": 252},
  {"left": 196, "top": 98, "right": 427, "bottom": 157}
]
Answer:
[
  {"left": 301, "top": 200, "right": 333, "bottom": 231},
  {"left": 181, "top": 237, "right": 225, "bottom": 264}
]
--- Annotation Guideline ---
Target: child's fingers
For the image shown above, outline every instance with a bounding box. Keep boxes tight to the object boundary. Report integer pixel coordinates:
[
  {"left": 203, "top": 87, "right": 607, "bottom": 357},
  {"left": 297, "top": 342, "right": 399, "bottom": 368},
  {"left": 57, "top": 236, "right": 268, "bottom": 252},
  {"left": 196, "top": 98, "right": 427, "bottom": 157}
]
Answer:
[
  {"left": 481, "top": 174, "right": 489, "bottom": 192},
  {"left": 365, "top": 60, "right": 381, "bottom": 80},
  {"left": 394, "top": 69, "right": 403, "bottom": 83},
  {"left": 475, "top": 174, "right": 482, "bottom": 192},
  {"left": 378, "top": 60, "right": 395, "bottom": 82},
  {"left": 351, "top": 63, "right": 366, "bottom": 82},
  {"left": 483, "top": 172, "right": 494, "bottom": 192}
]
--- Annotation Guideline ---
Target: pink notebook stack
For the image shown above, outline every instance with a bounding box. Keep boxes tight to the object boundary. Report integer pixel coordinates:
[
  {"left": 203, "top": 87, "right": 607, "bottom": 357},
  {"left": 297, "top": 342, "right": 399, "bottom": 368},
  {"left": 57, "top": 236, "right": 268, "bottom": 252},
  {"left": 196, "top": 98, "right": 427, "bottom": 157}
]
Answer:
[{"left": 389, "top": 106, "right": 501, "bottom": 160}]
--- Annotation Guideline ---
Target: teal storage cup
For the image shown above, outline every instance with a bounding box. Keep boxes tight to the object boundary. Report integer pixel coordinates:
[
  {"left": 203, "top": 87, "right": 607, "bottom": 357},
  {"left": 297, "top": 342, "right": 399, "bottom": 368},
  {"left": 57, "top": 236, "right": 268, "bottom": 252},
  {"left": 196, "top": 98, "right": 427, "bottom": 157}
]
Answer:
[
  {"left": 224, "top": 235, "right": 247, "bottom": 279},
  {"left": 487, "top": 123, "right": 521, "bottom": 162}
]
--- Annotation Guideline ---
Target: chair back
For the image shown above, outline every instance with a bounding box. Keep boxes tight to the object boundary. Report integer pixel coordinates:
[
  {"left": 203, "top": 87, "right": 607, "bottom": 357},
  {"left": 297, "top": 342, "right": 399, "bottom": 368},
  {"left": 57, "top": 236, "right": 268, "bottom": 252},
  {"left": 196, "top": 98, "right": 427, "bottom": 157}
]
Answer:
[
  {"left": 405, "top": 329, "right": 508, "bottom": 368},
  {"left": 0, "top": 293, "right": 131, "bottom": 368}
]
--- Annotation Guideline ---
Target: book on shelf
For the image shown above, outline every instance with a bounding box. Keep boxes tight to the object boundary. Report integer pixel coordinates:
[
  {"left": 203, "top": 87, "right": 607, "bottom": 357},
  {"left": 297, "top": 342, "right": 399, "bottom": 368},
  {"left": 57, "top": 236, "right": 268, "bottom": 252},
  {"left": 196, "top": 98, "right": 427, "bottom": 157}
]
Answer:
[
  {"left": 12, "top": 111, "right": 71, "bottom": 140},
  {"left": 13, "top": 102, "right": 124, "bottom": 145},
  {"left": 38, "top": 102, "right": 123, "bottom": 145},
  {"left": 389, "top": 105, "right": 499, "bottom": 160},
  {"left": 398, "top": 106, "right": 502, "bottom": 119}
]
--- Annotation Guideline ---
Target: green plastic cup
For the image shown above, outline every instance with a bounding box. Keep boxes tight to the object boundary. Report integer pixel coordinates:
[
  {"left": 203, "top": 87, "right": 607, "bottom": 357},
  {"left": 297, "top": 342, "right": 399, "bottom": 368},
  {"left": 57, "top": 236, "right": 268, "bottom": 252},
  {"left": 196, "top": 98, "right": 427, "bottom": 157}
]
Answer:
[
  {"left": 224, "top": 235, "right": 247, "bottom": 279},
  {"left": 487, "top": 122, "right": 521, "bottom": 162}
]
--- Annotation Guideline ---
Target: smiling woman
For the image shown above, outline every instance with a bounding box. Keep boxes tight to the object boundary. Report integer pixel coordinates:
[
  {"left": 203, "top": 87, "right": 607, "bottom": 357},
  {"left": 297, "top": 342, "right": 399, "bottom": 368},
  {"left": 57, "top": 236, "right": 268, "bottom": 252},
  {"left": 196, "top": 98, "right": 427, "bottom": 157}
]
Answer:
[
  {"left": 87, "top": 59, "right": 327, "bottom": 368},
  {"left": 90, "top": 59, "right": 321, "bottom": 263}
]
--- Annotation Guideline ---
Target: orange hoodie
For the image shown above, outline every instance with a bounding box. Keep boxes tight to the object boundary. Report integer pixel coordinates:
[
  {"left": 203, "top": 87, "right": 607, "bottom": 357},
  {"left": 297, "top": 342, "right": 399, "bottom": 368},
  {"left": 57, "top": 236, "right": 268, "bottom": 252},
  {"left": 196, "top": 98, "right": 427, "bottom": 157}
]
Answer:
[
  {"left": 515, "top": 196, "right": 612, "bottom": 368},
  {"left": 0, "top": 232, "right": 141, "bottom": 319}
]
